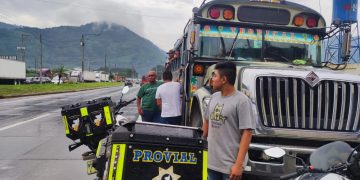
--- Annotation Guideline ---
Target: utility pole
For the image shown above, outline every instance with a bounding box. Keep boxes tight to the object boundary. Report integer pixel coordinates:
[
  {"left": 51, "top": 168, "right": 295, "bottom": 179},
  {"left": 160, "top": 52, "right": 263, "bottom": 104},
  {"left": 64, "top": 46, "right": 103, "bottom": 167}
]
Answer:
[
  {"left": 79, "top": 33, "right": 101, "bottom": 81},
  {"left": 131, "top": 63, "right": 136, "bottom": 80},
  {"left": 17, "top": 34, "right": 29, "bottom": 62},
  {"left": 21, "top": 34, "right": 25, "bottom": 61},
  {"left": 114, "top": 63, "right": 117, "bottom": 79},
  {"left": 80, "top": 34, "right": 85, "bottom": 81},
  {"left": 34, "top": 58, "right": 37, "bottom": 72},
  {"left": 104, "top": 54, "right": 107, "bottom": 72},
  {"left": 40, "top": 34, "right": 43, "bottom": 84},
  {"left": 155, "top": 65, "right": 159, "bottom": 80}
]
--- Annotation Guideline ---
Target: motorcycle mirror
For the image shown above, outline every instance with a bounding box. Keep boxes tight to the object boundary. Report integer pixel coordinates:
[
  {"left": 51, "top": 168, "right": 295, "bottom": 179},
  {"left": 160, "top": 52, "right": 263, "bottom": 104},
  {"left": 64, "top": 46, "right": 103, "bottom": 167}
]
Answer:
[
  {"left": 264, "top": 147, "right": 286, "bottom": 158},
  {"left": 122, "top": 86, "right": 130, "bottom": 94}
]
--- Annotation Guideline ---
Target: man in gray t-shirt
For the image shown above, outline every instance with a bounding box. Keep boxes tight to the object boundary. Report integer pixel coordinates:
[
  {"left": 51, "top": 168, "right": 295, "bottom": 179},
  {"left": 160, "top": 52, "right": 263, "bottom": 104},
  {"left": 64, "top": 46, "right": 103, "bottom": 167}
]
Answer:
[{"left": 203, "top": 61, "right": 255, "bottom": 180}]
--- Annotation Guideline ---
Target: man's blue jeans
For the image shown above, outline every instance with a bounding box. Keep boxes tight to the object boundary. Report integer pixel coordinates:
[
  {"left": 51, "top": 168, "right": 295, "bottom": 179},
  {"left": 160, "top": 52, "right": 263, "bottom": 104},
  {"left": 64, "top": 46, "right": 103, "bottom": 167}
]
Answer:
[
  {"left": 208, "top": 169, "right": 229, "bottom": 180},
  {"left": 142, "top": 110, "right": 161, "bottom": 123}
]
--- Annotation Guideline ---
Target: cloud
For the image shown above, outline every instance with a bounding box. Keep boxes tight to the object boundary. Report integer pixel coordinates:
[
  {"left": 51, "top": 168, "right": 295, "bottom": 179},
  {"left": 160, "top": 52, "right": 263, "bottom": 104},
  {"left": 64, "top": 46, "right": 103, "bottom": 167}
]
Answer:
[
  {"left": 0, "top": 0, "right": 196, "bottom": 50},
  {"left": 1, "top": 0, "right": 145, "bottom": 35},
  {"left": 1, "top": 0, "right": 359, "bottom": 51},
  {"left": 123, "top": 0, "right": 196, "bottom": 49}
]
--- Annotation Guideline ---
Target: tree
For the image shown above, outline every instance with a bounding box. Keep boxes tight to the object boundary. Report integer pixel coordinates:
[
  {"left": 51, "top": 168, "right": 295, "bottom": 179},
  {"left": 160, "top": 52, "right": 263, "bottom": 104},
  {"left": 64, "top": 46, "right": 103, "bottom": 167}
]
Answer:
[
  {"left": 52, "top": 65, "right": 66, "bottom": 84},
  {"left": 26, "top": 69, "right": 37, "bottom": 77}
]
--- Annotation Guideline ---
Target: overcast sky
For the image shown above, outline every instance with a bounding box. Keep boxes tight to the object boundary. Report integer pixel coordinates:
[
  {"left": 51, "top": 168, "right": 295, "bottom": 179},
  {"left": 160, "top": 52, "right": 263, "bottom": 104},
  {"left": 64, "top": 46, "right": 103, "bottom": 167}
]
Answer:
[{"left": 0, "top": 0, "right": 358, "bottom": 51}]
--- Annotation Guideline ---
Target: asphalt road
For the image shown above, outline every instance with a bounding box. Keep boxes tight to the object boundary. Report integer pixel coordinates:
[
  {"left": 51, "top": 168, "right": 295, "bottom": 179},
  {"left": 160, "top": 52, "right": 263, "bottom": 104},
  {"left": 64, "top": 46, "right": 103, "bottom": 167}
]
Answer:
[{"left": 0, "top": 85, "right": 140, "bottom": 180}]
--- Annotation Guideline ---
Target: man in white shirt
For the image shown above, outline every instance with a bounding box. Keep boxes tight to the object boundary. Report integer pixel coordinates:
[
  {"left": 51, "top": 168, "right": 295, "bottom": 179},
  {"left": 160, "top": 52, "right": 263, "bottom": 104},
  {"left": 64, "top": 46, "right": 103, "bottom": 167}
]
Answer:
[{"left": 155, "top": 71, "right": 182, "bottom": 125}]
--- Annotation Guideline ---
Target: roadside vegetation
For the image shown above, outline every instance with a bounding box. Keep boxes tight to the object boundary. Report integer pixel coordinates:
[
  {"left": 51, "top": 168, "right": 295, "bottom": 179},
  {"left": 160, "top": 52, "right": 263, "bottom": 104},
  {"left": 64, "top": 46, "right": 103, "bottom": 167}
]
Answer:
[{"left": 0, "top": 82, "right": 122, "bottom": 98}]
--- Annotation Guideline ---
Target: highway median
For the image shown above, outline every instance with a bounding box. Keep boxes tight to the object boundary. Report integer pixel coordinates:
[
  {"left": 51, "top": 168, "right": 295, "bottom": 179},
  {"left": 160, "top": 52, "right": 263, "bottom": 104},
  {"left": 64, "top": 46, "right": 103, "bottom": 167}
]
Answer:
[{"left": 0, "top": 82, "right": 122, "bottom": 98}]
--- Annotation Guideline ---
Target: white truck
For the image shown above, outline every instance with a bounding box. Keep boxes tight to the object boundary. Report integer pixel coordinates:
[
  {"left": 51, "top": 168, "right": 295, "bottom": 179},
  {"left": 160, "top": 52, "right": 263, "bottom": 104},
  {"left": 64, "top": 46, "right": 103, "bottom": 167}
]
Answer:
[
  {"left": 100, "top": 73, "right": 109, "bottom": 82},
  {"left": 83, "top": 71, "right": 97, "bottom": 82},
  {"left": 95, "top": 71, "right": 109, "bottom": 82},
  {"left": 69, "top": 70, "right": 82, "bottom": 83},
  {"left": 0, "top": 57, "right": 26, "bottom": 85}
]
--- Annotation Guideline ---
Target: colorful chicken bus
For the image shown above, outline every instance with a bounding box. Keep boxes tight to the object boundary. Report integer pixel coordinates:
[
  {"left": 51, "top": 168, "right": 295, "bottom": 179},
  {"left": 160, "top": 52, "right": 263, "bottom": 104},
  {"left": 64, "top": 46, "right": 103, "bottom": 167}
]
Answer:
[{"left": 166, "top": 0, "right": 360, "bottom": 178}]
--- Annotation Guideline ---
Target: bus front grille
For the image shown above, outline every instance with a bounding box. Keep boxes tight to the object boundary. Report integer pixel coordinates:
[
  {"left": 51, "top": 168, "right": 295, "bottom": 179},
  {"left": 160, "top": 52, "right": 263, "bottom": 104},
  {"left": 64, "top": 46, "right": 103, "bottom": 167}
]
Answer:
[{"left": 255, "top": 77, "right": 360, "bottom": 132}]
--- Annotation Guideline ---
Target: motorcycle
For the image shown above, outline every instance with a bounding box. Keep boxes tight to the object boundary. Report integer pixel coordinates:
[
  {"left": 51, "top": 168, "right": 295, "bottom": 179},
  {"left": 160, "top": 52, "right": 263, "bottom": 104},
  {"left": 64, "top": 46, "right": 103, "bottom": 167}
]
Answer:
[
  {"left": 61, "top": 86, "right": 136, "bottom": 179},
  {"left": 63, "top": 86, "right": 207, "bottom": 180},
  {"left": 264, "top": 141, "right": 360, "bottom": 180},
  {"left": 85, "top": 86, "right": 136, "bottom": 179}
]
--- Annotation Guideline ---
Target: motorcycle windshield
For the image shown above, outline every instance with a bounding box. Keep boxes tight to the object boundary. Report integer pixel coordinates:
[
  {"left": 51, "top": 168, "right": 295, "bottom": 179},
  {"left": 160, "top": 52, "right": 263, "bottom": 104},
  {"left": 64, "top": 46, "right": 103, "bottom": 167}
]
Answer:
[{"left": 310, "top": 141, "right": 352, "bottom": 171}]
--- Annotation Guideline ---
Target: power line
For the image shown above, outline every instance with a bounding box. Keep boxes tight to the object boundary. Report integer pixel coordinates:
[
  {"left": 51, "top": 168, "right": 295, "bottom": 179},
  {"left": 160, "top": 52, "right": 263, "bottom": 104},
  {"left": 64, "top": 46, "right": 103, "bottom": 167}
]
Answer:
[{"left": 44, "top": 39, "right": 79, "bottom": 43}]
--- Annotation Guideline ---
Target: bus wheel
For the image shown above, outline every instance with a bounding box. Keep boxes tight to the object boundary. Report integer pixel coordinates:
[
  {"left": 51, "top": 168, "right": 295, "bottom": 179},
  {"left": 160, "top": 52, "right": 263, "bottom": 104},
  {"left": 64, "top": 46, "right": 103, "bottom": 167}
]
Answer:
[{"left": 190, "top": 103, "right": 203, "bottom": 128}]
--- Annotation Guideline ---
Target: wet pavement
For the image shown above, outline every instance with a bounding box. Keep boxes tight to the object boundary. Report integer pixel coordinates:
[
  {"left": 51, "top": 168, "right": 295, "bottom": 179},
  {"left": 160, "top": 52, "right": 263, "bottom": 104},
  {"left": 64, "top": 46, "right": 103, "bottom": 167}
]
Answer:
[{"left": 0, "top": 85, "right": 139, "bottom": 180}]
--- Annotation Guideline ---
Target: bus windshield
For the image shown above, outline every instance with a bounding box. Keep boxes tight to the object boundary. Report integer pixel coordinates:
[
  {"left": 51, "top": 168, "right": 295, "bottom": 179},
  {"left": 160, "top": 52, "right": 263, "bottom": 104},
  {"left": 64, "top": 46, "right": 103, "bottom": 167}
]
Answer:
[{"left": 198, "top": 25, "right": 321, "bottom": 65}]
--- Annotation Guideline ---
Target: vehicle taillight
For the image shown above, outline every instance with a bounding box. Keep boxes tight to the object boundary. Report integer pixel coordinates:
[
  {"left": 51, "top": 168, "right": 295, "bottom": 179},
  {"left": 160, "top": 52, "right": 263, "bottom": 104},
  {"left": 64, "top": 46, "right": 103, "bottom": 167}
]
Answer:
[
  {"left": 306, "top": 17, "right": 317, "bottom": 28},
  {"left": 209, "top": 7, "right": 220, "bottom": 19},
  {"left": 293, "top": 15, "right": 304, "bottom": 26},
  {"left": 223, "top": 9, "right": 234, "bottom": 20}
]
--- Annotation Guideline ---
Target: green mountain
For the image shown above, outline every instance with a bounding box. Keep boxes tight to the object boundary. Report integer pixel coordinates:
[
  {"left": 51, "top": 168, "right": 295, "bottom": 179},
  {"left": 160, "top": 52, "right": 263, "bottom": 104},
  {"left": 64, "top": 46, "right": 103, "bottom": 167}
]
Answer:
[
  {"left": 0, "top": 22, "right": 19, "bottom": 29},
  {"left": 0, "top": 22, "right": 166, "bottom": 75}
]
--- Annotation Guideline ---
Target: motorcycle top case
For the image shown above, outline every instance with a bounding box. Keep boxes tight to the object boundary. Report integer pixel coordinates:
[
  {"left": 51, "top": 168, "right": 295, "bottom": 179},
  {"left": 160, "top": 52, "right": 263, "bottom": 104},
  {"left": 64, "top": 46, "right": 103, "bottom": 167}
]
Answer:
[
  {"left": 107, "top": 122, "right": 208, "bottom": 180},
  {"left": 61, "top": 97, "right": 114, "bottom": 140}
]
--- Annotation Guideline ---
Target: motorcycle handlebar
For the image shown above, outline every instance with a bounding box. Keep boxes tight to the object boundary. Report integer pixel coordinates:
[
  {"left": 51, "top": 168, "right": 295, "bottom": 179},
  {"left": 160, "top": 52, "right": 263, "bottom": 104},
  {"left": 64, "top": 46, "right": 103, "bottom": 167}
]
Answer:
[
  {"left": 114, "top": 98, "right": 136, "bottom": 113},
  {"left": 128, "top": 98, "right": 136, "bottom": 103},
  {"left": 280, "top": 167, "right": 325, "bottom": 179}
]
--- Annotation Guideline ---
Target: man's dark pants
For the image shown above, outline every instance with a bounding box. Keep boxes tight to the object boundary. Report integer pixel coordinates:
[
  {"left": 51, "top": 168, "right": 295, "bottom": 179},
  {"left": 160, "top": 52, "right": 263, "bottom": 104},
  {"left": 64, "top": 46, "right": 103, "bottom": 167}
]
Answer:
[
  {"left": 142, "top": 110, "right": 161, "bottom": 123},
  {"left": 159, "top": 116, "right": 182, "bottom": 125}
]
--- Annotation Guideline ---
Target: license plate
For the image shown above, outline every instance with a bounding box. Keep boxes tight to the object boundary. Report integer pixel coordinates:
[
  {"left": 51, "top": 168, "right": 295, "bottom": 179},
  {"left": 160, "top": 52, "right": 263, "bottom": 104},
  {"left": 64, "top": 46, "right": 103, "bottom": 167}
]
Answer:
[{"left": 87, "top": 160, "right": 97, "bottom": 175}]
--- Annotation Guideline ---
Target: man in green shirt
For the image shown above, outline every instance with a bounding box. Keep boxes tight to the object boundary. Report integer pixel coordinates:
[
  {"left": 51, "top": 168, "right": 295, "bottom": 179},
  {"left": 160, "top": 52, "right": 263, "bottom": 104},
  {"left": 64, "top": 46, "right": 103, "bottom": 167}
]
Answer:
[{"left": 137, "top": 70, "right": 163, "bottom": 122}]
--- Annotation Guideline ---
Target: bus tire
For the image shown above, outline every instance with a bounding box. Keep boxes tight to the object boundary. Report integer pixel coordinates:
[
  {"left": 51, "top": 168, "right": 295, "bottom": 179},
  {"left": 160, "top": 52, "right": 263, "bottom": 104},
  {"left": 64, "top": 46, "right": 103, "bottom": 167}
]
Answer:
[{"left": 190, "top": 102, "right": 203, "bottom": 128}]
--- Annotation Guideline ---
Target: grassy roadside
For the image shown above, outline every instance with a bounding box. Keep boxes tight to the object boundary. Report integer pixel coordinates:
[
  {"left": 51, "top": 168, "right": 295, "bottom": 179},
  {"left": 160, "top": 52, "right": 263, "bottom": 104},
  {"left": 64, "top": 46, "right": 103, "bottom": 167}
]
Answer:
[{"left": 0, "top": 82, "right": 122, "bottom": 98}]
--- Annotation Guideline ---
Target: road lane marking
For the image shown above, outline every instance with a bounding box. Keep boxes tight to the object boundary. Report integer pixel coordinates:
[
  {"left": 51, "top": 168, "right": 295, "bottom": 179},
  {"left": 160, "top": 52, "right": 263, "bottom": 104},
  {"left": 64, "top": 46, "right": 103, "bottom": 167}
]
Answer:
[{"left": 0, "top": 113, "right": 50, "bottom": 132}]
